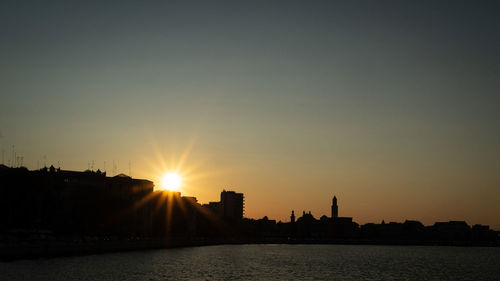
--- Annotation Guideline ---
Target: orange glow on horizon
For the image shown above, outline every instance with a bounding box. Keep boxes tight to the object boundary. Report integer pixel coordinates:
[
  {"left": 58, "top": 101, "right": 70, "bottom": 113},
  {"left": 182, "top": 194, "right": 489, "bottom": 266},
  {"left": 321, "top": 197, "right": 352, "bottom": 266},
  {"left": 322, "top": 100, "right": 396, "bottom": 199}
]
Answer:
[{"left": 136, "top": 136, "right": 221, "bottom": 197}]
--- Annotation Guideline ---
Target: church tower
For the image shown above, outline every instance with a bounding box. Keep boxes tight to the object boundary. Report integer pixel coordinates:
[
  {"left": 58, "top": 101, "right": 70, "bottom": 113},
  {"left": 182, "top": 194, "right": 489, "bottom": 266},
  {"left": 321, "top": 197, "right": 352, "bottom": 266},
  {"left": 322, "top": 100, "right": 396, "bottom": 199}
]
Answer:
[
  {"left": 331, "top": 196, "right": 338, "bottom": 218},
  {"left": 290, "top": 210, "right": 295, "bottom": 223}
]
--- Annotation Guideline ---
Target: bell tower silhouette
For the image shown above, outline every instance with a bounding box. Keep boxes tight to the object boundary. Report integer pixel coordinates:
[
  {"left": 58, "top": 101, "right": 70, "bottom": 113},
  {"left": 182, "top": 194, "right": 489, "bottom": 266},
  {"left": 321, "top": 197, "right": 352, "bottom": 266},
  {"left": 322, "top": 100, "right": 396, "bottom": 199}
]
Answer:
[{"left": 331, "top": 196, "right": 338, "bottom": 218}]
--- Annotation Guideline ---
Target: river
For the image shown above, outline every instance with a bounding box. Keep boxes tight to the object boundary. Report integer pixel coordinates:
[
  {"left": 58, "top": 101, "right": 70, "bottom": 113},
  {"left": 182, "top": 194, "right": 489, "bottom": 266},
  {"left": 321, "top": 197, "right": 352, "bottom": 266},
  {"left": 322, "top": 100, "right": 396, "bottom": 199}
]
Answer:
[{"left": 1, "top": 244, "right": 499, "bottom": 280}]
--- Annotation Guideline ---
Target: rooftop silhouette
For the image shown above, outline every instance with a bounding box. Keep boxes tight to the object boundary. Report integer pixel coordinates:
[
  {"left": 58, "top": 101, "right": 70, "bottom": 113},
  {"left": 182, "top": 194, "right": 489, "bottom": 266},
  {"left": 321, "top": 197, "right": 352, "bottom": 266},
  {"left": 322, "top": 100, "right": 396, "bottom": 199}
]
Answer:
[{"left": 0, "top": 166, "right": 498, "bottom": 259}]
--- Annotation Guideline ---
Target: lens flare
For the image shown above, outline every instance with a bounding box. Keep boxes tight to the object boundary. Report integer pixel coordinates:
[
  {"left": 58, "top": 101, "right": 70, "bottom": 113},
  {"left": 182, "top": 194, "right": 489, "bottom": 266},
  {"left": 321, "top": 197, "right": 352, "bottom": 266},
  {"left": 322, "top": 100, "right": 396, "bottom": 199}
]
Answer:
[{"left": 161, "top": 172, "right": 182, "bottom": 191}]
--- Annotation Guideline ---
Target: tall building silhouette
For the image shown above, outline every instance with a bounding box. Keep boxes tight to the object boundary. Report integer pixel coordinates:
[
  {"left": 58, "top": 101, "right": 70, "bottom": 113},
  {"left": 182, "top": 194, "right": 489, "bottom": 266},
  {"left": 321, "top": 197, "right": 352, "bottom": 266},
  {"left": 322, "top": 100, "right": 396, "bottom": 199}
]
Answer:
[
  {"left": 331, "top": 196, "right": 338, "bottom": 218},
  {"left": 221, "top": 190, "right": 244, "bottom": 219},
  {"left": 290, "top": 210, "right": 295, "bottom": 223},
  {"left": 203, "top": 190, "right": 244, "bottom": 219}
]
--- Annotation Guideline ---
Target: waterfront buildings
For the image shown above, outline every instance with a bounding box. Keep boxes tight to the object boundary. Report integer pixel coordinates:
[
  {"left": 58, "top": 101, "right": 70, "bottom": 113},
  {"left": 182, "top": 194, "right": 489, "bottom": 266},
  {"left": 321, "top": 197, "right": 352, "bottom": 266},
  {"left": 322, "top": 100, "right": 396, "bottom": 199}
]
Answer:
[
  {"left": 0, "top": 165, "right": 497, "bottom": 244},
  {"left": 203, "top": 190, "right": 244, "bottom": 220}
]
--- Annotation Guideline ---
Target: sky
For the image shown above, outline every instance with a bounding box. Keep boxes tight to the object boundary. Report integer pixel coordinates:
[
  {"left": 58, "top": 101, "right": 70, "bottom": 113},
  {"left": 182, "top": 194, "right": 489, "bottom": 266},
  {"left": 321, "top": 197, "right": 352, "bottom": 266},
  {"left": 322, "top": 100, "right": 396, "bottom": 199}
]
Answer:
[{"left": 1, "top": 1, "right": 499, "bottom": 228}]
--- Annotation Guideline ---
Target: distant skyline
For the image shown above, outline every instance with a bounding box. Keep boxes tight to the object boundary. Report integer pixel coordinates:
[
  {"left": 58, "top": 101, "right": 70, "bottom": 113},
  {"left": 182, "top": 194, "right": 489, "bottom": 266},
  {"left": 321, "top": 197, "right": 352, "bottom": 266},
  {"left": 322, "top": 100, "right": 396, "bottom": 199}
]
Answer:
[{"left": 1, "top": 1, "right": 499, "bottom": 229}]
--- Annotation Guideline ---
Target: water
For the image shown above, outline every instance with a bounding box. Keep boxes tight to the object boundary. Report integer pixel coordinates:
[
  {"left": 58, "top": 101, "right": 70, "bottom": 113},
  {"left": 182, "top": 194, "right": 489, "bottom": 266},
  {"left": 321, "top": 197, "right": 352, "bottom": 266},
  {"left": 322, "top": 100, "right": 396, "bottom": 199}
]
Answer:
[{"left": 1, "top": 244, "right": 499, "bottom": 280}]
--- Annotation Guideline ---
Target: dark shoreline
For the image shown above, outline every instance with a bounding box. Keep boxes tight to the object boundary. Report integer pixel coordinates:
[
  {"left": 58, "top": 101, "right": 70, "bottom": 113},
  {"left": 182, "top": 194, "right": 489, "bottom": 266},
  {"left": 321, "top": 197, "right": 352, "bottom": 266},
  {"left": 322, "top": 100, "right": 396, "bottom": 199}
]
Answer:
[{"left": 2, "top": 238, "right": 499, "bottom": 262}]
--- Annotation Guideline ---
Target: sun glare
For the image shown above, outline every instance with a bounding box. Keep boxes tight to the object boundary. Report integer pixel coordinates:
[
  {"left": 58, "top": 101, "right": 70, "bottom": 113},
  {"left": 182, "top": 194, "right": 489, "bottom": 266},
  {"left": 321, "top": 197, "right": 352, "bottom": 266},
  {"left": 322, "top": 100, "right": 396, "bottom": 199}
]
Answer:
[{"left": 161, "top": 172, "right": 182, "bottom": 191}]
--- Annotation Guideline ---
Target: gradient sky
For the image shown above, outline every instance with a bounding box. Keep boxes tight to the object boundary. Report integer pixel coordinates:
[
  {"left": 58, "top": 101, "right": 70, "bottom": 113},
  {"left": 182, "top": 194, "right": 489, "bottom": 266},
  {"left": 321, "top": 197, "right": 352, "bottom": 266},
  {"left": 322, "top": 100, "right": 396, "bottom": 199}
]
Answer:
[{"left": 1, "top": 1, "right": 499, "bottom": 228}]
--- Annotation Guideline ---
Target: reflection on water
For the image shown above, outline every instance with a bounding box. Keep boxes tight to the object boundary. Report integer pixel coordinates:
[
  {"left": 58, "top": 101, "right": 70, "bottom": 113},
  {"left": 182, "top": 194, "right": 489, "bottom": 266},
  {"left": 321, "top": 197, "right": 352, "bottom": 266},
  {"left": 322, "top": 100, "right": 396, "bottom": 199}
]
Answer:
[{"left": 1, "top": 244, "right": 500, "bottom": 280}]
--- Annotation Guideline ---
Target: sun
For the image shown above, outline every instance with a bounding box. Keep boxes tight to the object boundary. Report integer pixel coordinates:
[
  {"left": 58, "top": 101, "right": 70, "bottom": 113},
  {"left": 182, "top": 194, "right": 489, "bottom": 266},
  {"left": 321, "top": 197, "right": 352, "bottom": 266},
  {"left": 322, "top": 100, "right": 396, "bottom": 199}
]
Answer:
[{"left": 161, "top": 172, "right": 182, "bottom": 191}]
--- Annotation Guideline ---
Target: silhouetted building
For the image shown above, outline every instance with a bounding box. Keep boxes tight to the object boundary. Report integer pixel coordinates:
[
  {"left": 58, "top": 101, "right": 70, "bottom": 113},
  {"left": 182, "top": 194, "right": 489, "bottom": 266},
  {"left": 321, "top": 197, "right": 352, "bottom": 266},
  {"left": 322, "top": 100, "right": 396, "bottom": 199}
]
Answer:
[
  {"left": 331, "top": 196, "right": 338, "bottom": 218},
  {"left": 0, "top": 166, "right": 154, "bottom": 237},
  {"left": 203, "top": 201, "right": 223, "bottom": 217},
  {"left": 1, "top": 165, "right": 498, "bottom": 255},
  {"left": 221, "top": 190, "right": 244, "bottom": 219},
  {"left": 430, "top": 221, "right": 471, "bottom": 241},
  {"left": 203, "top": 190, "right": 244, "bottom": 221}
]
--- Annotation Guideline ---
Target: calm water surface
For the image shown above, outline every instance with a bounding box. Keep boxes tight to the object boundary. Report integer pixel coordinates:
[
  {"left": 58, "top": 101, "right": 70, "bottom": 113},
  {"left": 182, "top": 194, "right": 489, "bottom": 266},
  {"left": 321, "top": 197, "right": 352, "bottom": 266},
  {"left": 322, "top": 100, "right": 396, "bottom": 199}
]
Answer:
[{"left": 1, "top": 244, "right": 499, "bottom": 280}]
